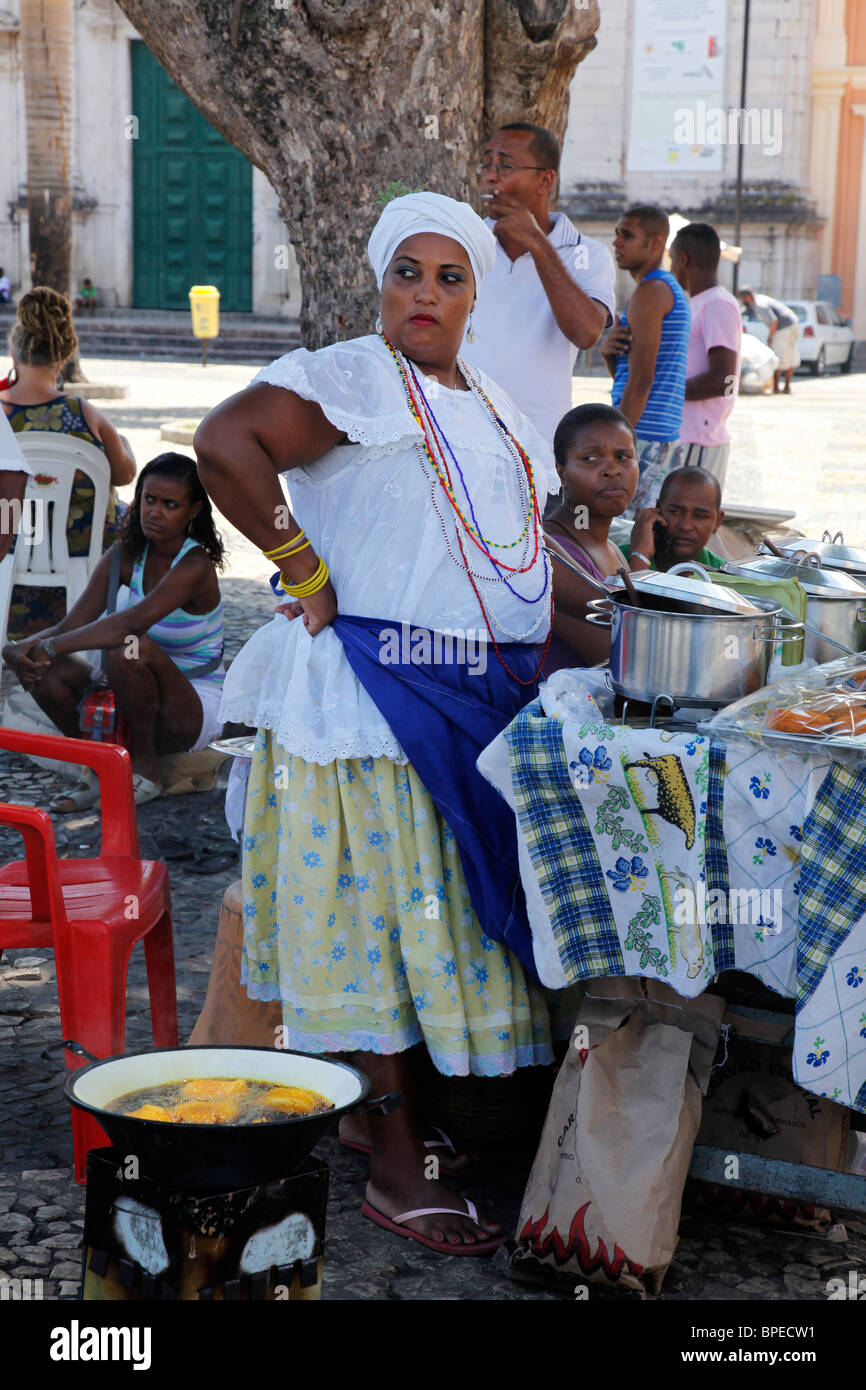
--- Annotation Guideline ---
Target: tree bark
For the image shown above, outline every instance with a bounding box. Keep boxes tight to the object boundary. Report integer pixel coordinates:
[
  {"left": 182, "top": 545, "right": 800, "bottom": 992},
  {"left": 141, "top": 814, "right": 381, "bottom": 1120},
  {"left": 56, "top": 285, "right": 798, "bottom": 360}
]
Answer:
[
  {"left": 115, "top": 0, "right": 600, "bottom": 348},
  {"left": 20, "top": 0, "right": 74, "bottom": 294},
  {"left": 20, "top": 0, "right": 87, "bottom": 381}
]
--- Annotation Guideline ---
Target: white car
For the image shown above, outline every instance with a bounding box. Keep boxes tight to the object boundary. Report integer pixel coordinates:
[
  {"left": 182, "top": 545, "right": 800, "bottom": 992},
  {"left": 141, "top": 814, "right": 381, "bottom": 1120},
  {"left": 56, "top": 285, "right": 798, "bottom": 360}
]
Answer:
[{"left": 785, "top": 299, "right": 855, "bottom": 376}]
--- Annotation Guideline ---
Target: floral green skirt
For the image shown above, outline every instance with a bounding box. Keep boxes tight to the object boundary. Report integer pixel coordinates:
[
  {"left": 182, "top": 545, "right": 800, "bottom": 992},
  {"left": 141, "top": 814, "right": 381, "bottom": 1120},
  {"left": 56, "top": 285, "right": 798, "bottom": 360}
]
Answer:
[{"left": 241, "top": 732, "right": 580, "bottom": 1076}]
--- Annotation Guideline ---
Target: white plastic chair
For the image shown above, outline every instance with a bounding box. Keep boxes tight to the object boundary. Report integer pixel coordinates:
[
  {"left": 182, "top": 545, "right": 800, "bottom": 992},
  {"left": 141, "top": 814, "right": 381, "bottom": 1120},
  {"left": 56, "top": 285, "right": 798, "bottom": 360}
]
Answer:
[{"left": 0, "top": 434, "right": 111, "bottom": 676}]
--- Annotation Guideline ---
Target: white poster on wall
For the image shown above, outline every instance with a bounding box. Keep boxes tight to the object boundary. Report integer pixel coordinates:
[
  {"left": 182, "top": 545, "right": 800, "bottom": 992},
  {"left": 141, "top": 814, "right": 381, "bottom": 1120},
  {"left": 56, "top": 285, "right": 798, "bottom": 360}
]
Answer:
[{"left": 626, "top": 0, "right": 728, "bottom": 173}]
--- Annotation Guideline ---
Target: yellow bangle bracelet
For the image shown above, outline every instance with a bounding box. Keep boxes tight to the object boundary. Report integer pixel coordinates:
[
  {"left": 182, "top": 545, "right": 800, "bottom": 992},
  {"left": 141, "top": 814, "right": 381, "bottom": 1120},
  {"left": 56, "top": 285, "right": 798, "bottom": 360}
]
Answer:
[
  {"left": 263, "top": 532, "right": 306, "bottom": 559},
  {"left": 269, "top": 537, "right": 311, "bottom": 562},
  {"left": 282, "top": 562, "right": 329, "bottom": 598},
  {"left": 279, "top": 557, "right": 330, "bottom": 598},
  {"left": 262, "top": 531, "right": 308, "bottom": 560}
]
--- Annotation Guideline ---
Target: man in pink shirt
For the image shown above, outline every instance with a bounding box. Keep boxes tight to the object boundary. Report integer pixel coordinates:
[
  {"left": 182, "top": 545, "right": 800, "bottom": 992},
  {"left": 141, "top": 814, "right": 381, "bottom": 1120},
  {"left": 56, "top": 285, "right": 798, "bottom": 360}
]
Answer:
[{"left": 669, "top": 222, "right": 742, "bottom": 490}]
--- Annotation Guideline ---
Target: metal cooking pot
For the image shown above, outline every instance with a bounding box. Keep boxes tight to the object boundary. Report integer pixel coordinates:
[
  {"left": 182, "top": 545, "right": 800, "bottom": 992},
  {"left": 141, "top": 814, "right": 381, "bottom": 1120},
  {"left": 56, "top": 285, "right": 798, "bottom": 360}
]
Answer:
[
  {"left": 64, "top": 1043, "right": 401, "bottom": 1192},
  {"left": 606, "top": 561, "right": 762, "bottom": 615},
  {"left": 724, "top": 552, "right": 866, "bottom": 665},
  {"left": 776, "top": 532, "right": 866, "bottom": 580},
  {"left": 586, "top": 594, "right": 790, "bottom": 707}
]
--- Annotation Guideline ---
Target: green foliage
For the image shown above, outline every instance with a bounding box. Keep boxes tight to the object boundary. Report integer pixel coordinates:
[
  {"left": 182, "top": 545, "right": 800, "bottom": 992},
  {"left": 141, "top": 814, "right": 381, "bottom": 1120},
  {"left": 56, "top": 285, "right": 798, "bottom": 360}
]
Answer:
[
  {"left": 377, "top": 180, "right": 425, "bottom": 207},
  {"left": 595, "top": 785, "right": 648, "bottom": 854},
  {"left": 624, "top": 894, "right": 668, "bottom": 975}
]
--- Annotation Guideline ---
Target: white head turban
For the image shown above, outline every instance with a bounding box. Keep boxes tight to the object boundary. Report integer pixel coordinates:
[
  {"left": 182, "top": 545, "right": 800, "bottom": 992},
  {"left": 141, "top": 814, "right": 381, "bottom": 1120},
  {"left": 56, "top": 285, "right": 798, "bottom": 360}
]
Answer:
[{"left": 367, "top": 191, "right": 497, "bottom": 292}]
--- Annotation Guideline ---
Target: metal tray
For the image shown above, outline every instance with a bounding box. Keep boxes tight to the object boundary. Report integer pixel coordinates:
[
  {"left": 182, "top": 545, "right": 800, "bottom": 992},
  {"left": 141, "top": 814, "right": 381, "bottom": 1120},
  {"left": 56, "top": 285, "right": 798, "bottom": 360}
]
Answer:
[
  {"left": 697, "top": 716, "right": 866, "bottom": 758},
  {"left": 208, "top": 735, "right": 258, "bottom": 759}
]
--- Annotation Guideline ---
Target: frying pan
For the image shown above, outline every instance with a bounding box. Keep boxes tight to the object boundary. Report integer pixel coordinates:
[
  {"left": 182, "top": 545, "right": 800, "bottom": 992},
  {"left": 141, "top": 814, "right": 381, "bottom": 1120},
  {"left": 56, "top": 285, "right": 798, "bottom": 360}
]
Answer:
[{"left": 63, "top": 1041, "right": 401, "bottom": 1192}]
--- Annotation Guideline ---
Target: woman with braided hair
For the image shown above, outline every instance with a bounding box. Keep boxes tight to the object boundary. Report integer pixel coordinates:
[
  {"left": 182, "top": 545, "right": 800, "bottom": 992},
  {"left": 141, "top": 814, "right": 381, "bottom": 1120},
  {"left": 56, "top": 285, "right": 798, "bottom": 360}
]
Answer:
[{"left": 1, "top": 286, "right": 136, "bottom": 638}]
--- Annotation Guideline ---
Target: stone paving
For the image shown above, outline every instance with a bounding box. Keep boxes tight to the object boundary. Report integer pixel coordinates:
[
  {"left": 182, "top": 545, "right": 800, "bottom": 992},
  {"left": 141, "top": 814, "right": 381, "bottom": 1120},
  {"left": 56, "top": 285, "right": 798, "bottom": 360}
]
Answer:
[{"left": 1, "top": 357, "right": 866, "bottom": 1302}]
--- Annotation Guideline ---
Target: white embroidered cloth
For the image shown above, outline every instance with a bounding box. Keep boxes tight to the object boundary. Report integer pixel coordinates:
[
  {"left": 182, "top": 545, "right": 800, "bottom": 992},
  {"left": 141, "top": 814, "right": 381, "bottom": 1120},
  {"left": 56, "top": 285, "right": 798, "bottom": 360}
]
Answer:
[{"left": 219, "top": 335, "right": 557, "bottom": 764}]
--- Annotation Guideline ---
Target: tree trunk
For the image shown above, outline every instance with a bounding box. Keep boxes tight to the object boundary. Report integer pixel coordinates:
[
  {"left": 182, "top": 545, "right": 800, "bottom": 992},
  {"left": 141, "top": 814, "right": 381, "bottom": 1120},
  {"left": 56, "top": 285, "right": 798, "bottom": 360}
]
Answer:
[
  {"left": 115, "top": 0, "right": 600, "bottom": 348},
  {"left": 20, "top": 0, "right": 87, "bottom": 380},
  {"left": 20, "top": 0, "right": 74, "bottom": 295}
]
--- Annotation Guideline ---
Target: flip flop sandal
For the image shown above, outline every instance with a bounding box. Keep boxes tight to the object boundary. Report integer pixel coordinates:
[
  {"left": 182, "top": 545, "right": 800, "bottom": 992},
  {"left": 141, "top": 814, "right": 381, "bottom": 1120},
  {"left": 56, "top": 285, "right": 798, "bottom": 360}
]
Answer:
[
  {"left": 50, "top": 771, "right": 100, "bottom": 814},
  {"left": 154, "top": 835, "right": 195, "bottom": 862},
  {"left": 185, "top": 846, "right": 238, "bottom": 876},
  {"left": 132, "top": 774, "right": 162, "bottom": 805},
  {"left": 340, "top": 1123, "right": 484, "bottom": 1176},
  {"left": 361, "top": 1197, "right": 504, "bottom": 1256}
]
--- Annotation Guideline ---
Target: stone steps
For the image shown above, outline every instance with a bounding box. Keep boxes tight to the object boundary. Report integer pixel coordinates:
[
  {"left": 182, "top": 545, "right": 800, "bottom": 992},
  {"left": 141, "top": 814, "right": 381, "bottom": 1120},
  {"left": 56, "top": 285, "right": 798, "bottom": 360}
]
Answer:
[
  {"left": 77, "top": 340, "right": 297, "bottom": 364},
  {"left": 0, "top": 307, "right": 301, "bottom": 365}
]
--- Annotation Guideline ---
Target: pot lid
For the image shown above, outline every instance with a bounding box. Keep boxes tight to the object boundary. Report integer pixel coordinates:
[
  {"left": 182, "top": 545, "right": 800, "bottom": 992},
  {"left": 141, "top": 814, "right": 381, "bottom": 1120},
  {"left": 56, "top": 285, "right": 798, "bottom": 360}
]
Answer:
[
  {"left": 729, "top": 553, "right": 866, "bottom": 598},
  {"left": 776, "top": 539, "right": 866, "bottom": 576},
  {"left": 606, "top": 561, "right": 761, "bottom": 614}
]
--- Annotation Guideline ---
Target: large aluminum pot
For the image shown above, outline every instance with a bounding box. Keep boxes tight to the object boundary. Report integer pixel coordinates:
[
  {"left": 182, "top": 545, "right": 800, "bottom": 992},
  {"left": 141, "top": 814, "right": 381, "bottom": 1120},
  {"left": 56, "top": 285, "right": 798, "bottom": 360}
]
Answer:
[
  {"left": 586, "top": 595, "right": 790, "bottom": 706},
  {"left": 724, "top": 552, "right": 866, "bottom": 665},
  {"left": 776, "top": 532, "right": 866, "bottom": 581},
  {"left": 606, "top": 560, "right": 762, "bottom": 615}
]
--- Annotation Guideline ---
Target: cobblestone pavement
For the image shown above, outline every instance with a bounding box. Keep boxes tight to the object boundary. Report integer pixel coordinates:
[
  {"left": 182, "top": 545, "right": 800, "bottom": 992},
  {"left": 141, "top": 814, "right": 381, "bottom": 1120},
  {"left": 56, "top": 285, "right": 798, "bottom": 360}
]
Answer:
[{"left": 1, "top": 357, "right": 865, "bottom": 1302}]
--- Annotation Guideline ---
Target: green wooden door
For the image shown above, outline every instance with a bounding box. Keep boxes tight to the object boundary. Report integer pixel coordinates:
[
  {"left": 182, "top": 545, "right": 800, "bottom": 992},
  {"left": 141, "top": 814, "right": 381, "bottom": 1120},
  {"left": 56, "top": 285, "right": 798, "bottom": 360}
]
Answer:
[{"left": 131, "top": 41, "right": 252, "bottom": 312}]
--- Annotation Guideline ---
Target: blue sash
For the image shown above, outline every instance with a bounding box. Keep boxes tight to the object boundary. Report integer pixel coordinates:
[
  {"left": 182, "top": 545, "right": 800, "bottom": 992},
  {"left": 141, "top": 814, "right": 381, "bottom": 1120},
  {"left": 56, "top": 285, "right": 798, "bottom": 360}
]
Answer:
[{"left": 331, "top": 615, "right": 542, "bottom": 981}]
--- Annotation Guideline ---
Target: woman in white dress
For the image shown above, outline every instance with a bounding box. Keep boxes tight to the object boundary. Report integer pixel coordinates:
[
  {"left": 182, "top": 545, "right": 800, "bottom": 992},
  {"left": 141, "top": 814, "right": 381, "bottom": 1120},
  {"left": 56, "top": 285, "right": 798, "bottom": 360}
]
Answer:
[{"left": 195, "top": 193, "right": 575, "bottom": 1254}]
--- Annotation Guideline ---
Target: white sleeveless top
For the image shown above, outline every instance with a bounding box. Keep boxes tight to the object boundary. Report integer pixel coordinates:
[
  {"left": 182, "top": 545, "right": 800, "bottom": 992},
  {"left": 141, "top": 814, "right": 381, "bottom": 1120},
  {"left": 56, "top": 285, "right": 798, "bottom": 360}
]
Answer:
[{"left": 219, "top": 334, "right": 558, "bottom": 765}]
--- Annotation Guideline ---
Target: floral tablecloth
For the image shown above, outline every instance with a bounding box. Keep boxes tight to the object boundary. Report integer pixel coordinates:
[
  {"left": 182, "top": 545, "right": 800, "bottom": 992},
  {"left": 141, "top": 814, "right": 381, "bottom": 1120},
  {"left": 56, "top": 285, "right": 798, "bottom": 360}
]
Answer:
[{"left": 477, "top": 671, "right": 866, "bottom": 1111}]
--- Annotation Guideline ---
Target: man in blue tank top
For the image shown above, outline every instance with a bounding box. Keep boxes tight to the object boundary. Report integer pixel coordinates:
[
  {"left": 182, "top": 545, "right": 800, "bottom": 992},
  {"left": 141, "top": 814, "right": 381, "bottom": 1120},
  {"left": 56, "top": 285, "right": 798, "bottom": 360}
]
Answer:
[{"left": 602, "top": 204, "right": 691, "bottom": 516}]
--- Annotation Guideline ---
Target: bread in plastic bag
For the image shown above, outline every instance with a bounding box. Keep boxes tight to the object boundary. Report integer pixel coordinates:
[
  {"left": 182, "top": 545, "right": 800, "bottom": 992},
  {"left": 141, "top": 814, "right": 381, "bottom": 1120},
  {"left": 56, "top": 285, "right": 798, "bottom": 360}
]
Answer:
[{"left": 700, "top": 655, "right": 866, "bottom": 763}]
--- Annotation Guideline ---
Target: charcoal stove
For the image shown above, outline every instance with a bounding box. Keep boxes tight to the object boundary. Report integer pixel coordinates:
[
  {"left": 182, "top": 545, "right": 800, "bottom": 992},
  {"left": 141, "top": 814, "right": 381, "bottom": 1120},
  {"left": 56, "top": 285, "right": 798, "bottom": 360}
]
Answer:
[
  {"left": 81, "top": 1148, "right": 328, "bottom": 1301},
  {"left": 65, "top": 1045, "right": 402, "bottom": 1301},
  {"left": 613, "top": 689, "right": 717, "bottom": 732}
]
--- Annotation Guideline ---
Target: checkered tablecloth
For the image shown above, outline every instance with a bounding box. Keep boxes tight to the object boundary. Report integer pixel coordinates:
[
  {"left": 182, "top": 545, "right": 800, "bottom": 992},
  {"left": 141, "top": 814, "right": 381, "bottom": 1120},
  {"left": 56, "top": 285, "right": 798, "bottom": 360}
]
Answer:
[{"left": 478, "top": 676, "right": 866, "bottom": 1111}]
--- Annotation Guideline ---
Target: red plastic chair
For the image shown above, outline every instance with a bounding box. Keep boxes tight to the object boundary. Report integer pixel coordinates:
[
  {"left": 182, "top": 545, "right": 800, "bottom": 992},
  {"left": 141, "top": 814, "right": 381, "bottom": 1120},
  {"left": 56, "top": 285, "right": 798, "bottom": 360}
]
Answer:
[{"left": 0, "top": 729, "right": 177, "bottom": 1181}]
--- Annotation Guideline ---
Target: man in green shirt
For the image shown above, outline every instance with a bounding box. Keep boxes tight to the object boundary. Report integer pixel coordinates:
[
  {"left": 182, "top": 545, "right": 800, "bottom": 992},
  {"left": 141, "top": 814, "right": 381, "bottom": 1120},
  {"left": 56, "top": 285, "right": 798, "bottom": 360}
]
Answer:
[{"left": 620, "top": 465, "right": 725, "bottom": 573}]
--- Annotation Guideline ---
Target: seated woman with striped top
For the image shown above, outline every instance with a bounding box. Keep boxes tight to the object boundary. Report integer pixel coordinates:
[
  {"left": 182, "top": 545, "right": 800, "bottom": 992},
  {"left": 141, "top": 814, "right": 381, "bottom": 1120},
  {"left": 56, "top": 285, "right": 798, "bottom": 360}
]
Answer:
[{"left": 1, "top": 452, "right": 226, "bottom": 808}]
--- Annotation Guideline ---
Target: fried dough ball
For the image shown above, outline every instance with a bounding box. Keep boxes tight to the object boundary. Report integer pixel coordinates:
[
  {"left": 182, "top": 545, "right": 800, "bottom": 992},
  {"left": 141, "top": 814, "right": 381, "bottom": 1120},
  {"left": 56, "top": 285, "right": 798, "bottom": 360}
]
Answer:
[
  {"left": 178, "top": 1078, "right": 249, "bottom": 1101},
  {"left": 262, "top": 1086, "right": 329, "bottom": 1115},
  {"left": 128, "top": 1104, "right": 173, "bottom": 1122},
  {"left": 170, "top": 1098, "right": 241, "bottom": 1124}
]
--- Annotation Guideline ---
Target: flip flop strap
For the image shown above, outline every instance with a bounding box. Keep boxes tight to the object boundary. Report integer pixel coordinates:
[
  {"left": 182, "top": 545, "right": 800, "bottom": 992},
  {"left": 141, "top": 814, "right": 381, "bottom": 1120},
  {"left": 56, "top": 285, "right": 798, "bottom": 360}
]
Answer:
[
  {"left": 394, "top": 1199, "right": 478, "bottom": 1226},
  {"left": 133, "top": 775, "right": 159, "bottom": 792},
  {"left": 423, "top": 1125, "right": 457, "bottom": 1155}
]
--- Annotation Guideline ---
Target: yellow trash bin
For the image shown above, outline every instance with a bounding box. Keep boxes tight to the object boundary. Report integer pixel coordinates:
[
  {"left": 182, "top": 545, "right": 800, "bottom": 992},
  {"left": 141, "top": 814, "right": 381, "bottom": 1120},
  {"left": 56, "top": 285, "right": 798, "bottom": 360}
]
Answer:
[{"left": 188, "top": 285, "right": 220, "bottom": 340}]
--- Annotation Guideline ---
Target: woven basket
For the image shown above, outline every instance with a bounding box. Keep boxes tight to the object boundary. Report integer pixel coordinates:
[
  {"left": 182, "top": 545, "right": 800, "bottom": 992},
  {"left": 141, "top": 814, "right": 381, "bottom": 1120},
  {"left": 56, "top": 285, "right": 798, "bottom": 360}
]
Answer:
[{"left": 415, "top": 1049, "right": 556, "bottom": 1159}]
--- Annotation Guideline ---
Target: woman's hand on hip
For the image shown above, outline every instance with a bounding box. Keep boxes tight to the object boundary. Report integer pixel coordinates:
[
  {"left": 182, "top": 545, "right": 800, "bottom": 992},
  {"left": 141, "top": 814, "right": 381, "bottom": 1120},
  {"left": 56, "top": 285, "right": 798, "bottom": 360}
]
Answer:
[{"left": 275, "top": 580, "right": 338, "bottom": 636}]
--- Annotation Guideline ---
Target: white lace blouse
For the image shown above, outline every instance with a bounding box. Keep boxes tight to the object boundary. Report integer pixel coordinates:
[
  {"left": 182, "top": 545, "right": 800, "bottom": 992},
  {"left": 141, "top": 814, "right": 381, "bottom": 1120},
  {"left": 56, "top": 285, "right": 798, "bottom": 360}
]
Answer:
[{"left": 219, "top": 334, "right": 558, "bottom": 764}]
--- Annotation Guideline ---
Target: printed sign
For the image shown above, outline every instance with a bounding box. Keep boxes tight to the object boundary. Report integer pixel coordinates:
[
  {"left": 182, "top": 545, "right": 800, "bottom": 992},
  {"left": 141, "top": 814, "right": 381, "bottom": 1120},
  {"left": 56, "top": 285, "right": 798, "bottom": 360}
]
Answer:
[{"left": 626, "top": 0, "right": 728, "bottom": 173}]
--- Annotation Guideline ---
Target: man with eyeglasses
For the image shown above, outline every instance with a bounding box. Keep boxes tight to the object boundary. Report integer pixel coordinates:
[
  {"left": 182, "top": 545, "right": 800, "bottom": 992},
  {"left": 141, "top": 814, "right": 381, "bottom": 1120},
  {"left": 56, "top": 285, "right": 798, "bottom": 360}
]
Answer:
[{"left": 461, "top": 123, "right": 615, "bottom": 446}]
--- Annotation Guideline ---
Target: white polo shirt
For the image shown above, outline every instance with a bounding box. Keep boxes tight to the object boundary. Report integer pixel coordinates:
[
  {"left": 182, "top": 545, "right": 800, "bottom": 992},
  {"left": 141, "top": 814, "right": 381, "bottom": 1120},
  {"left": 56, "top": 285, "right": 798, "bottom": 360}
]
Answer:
[{"left": 462, "top": 211, "right": 615, "bottom": 446}]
